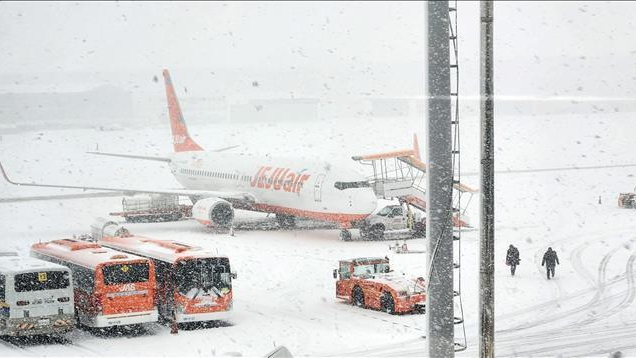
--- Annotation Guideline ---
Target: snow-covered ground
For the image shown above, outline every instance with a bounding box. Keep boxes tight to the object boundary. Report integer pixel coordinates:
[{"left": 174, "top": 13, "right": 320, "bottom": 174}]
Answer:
[{"left": 2, "top": 111, "right": 636, "bottom": 357}]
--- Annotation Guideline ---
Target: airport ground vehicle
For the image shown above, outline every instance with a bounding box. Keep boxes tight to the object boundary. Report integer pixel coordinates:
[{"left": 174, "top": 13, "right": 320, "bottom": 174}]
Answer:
[
  {"left": 356, "top": 204, "right": 426, "bottom": 240},
  {"left": 618, "top": 190, "right": 636, "bottom": 208},
  {"left": 93, "top": 221, "right": 235, "bottom": 324},
  {"left": 334, "top": 257, "right": 426, "bottom": 314},
  {"left": 31, "top": 239, "right": 158, "bottom": 328},
  {"left": 0, "top": 252, "right": 75, "bottom": 336},
  {"left": 109, "top": 194, "right": 192, "bottom": 222}
]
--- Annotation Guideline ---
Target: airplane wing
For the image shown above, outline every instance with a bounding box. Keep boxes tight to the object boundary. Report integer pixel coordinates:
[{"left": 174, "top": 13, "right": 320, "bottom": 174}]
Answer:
[
  {"left": 0, "top": 192, "right": 123, "bottom": 203},
  {"left": 85, "top": 152, "right": 171, "bottom": 162},
  {"left": 0, "top": 160, "right": 256, "bottom": 204},
  {"left": 85, "top": 145, "right": 239, "bottom": 162}
]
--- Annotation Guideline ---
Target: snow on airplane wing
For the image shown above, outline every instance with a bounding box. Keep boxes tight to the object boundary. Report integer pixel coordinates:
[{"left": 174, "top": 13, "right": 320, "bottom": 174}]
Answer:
[
  {"left": 0, "top": 160, "right": 256, "bottom": 203},
  {"left": 85, "top": 145, "right": 239, "bottom": 162}
]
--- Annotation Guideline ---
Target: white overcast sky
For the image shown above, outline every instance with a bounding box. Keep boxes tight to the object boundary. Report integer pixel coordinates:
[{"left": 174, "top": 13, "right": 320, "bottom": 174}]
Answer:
[{"left": 0, "top": 1, "right": 635, "bottom": 96}]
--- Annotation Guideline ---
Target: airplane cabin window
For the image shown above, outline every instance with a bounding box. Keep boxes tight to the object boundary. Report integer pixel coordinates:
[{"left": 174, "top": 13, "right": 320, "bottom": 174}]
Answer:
[{"left": 334, "top": 181, "right": 371, "bottom": 190}]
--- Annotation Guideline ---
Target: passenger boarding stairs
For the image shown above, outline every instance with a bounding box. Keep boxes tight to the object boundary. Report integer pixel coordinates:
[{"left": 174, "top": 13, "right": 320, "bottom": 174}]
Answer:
[{"left": 353, "top": 147, "right": 474, "bottom": 228}]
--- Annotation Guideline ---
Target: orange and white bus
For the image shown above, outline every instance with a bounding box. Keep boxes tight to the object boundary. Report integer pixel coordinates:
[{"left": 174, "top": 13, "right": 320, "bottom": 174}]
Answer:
[
  {"left": 97, "top": 228, "right": 234, "bottom": 324},
  {"left": 30, "top": 239, "right": 158, "bottom": 328}
]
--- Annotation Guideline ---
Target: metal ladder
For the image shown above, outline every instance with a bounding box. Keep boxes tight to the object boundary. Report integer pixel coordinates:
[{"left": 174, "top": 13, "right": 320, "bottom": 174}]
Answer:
[
  {"left": 356, "top": 155, "right": 427, "bottom": 209},
  {"left": 449, "top": 0, "right": 468, "bottom": 352}
]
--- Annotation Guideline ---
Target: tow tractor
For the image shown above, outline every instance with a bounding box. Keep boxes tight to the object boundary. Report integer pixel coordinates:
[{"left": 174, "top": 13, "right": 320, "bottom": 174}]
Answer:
[{"left": 333, "top": 256, "right": 426, "bottom": 314}]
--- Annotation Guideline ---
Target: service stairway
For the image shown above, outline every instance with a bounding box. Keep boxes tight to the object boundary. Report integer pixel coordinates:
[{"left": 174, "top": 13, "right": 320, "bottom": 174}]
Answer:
[{"left": 352, "top": 148, "right": 474, "bottom": 228}]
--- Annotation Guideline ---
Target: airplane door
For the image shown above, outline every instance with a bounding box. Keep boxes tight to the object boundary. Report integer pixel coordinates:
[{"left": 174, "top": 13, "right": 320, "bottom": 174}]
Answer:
[{"left": 314, "top": 174, "right": 326, "bottom": 202}]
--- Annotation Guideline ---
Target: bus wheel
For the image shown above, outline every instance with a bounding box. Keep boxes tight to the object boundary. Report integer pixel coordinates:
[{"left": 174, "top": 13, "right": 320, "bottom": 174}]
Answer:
[{"left": 352, "top": 286, "right": 365, "bottom": 308}]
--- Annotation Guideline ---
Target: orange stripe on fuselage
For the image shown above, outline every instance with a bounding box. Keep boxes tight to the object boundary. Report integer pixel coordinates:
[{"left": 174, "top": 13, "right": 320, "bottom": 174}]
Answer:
[
  {"left": 196, "top": 204, "right": 369, "bottom": 226},
  {"left": 253, "top": 203, "right": 369, "bottom": 223}
]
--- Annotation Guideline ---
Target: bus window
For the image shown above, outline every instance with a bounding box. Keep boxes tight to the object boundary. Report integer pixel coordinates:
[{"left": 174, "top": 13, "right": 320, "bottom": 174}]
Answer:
[
  {"left": 73, "top": 265, "right": 95, "bottom": 293},
  {"left": 14, "top": 271, "right": 70, "bottom": 292},
  {"left": 212, "top": 261, "right": 231, "bottom": 291},
  {"left": 102, "top": 263, "right": 150, "bottom": 285},
  {"left": 0, "top": 274, "right": 5, "bottom": 301},
  {"left": 176, "top": 258, "right": 231, "bottom": 297}
]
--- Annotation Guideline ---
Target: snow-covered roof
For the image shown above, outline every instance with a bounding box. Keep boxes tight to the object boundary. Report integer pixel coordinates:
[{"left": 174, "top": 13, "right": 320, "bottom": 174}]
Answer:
[
  {"left": 0, "top": 255, "right": 70, "bottom": 275},
  {"left": 99, "top": 235, "right": 226, "bottom": 264},
  {"left": 31, "top": 239, "right": 150, "bottom": 269}
]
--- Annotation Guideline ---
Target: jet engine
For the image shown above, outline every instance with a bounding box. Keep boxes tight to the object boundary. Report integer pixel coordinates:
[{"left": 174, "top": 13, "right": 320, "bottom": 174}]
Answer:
[{"left": 192, "top": 197, "right": 234, "bottom": 228}]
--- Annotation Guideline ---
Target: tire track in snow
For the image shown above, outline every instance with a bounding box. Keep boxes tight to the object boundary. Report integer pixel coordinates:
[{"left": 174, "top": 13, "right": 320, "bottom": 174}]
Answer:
[
  {"left": 496, "top": 228, "right": 636, "bottom": 323},
  {"left": 495, "top": 248, "right": 636, "bottom": 357},
  {"left": 499, "top": 246, "right": 617, "bottom": 333},
  {"left": 570, "top": 240, "right": 597, "bottom": 287},
  {"left": 572, "top": 251, "right": 636, "bottom": 326},
  {"left": 497, "top": 322, "right": 636, "bottom": 357}
]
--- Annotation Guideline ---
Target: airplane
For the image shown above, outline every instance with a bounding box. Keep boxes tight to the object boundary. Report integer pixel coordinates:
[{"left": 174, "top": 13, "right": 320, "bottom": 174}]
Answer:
[{"left": 0, "top": 69, "right": 380, "bottom": 240}]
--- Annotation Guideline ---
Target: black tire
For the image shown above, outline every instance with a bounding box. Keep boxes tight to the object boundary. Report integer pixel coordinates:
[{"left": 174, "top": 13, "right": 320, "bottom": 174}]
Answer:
[
  {"left": 276, "top": 214, "right": 296, "bottom": 229},
  {"left": 381, "top": 292, "right": 395, "bottom": 314},
  {"left": 352, "top": 286, "right": 365, "bottom": 308},
  {"left": 413, "top": 222, "right": 426, "bottom": 238},
  {"left": 369, "top": 224, "right": 385, "bottom": 240},
  {"left": 340, "top": 229, "right": 352, "bottom": 241}
]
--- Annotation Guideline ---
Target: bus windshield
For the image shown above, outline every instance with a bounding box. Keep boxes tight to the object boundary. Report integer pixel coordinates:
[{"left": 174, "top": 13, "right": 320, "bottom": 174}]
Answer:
[
  {"left": 175, "top": 258, "right": 231, "bottom": 297},
  {"left": 14, "top": 271, "right": 70, "bottom": 292},
  {"left": 102, "top": 263, "right": 150, "bottom": 285}
]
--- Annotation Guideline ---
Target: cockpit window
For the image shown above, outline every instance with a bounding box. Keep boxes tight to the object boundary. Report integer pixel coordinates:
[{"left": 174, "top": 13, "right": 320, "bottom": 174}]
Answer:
[{"left": 334, "top": 181, "right": 370, "bottom": 190}]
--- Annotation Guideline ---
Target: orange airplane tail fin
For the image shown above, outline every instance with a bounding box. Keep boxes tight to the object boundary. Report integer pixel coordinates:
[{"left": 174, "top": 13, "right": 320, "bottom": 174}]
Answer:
[
  {"left": 413, "top": 133, "right": 421, "bottom": 161},
  {"left": 162, "top": 69, "right": 204, "bottom": 152}
]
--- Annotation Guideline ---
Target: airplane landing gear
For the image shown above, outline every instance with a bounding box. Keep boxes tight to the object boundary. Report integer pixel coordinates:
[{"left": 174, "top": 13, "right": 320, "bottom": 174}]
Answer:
[
  {"left": 340, "top": 229, "right": 352, "bottom": 241},
  {"left": 276, "top": 214, "right": 296, "bottom": 229}
]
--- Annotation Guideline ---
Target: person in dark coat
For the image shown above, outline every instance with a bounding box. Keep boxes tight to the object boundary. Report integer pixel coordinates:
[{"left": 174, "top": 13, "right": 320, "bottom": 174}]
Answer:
[
  {"left": 506, "top": 244, "right": 520, "bottom": 276},
  {"left": 542, "top": 247, "right": 560, "bottom": 279}
]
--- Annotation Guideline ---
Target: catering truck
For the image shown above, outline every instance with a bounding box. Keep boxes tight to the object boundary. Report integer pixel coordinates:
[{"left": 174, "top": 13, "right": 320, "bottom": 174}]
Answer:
[{"left": 357, "top": 204, "right": 426, "bottom": 240}]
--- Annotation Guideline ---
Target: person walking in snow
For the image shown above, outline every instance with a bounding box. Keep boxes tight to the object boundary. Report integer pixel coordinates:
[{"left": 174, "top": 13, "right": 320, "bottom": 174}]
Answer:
[
  {"left": 506, "top": 244, "right": 520, "bottom": 276},
  {"left": 542, "top": 247, "right": 560, "bottom": 279}
]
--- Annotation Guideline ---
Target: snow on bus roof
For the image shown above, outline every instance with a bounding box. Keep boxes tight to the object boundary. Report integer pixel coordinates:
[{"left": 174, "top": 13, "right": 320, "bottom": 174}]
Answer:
[
  {"left": 31, "top": 238, "right": 149, "bottom": 269},
  {"left": 0, "top": 255, "right": 70, "bottom": 274},
  {"left": 98, "top": 235, "right": 226, "bottom": 263}
]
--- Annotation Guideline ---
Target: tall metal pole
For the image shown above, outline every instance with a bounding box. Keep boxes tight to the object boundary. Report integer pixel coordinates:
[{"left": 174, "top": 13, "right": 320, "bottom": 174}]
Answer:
[
  {"left": 479, "top": 1, "right": 495, "bottom": 357},
  {"left": 426, "top": 1, "right": 454, "bottom": 357}
]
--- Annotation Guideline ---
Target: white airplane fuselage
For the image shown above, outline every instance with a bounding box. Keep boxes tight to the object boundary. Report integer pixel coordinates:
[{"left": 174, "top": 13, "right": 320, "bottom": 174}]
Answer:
[{"left": 169, "top": 151, "right": 378, "bottom": 224}]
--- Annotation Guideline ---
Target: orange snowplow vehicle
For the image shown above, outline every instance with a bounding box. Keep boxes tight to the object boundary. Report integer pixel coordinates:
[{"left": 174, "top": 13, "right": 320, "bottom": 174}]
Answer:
[{"left": 333, "top": 257, "right": 426, "bottom": 314}]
